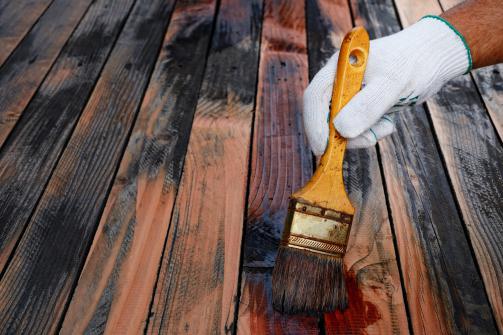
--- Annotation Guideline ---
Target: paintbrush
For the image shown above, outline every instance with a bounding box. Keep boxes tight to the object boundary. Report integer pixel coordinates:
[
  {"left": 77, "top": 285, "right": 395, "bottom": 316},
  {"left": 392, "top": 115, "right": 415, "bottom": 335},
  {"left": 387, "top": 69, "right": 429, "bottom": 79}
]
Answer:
[{"left": 272, "top": 27, "right": 369, "bottom": 315}]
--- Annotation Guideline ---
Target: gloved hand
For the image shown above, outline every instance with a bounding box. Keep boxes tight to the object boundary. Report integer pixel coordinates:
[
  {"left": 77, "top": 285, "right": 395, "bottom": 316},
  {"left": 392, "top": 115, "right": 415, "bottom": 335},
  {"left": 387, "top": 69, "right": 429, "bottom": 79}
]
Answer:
[{"left": 303, "top": 16, "right": 471, "bottom": 154}]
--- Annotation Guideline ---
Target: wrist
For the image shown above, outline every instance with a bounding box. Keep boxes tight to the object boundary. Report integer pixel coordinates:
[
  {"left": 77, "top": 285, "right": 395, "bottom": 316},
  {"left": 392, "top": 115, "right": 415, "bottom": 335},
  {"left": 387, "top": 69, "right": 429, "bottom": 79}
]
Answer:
[{"left": 407, "top": 16, "right": 471, "bottom": 82}]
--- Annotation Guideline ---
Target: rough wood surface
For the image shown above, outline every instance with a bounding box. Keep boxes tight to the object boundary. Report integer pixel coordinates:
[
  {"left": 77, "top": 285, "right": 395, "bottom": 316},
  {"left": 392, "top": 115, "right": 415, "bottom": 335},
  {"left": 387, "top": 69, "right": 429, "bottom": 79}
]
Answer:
[
  {"left": 305, "top": 1, "right": 408, "bottom": 333},
  {"left": 0, "top": 0, "right": 93, "bottom": 148},
  {"left": 59, "top": 1, "right": 218, "bottom": 334},
  {"left": 472, "top": 65, "right": 503, "bottom": 141},
  {"left": 428, "top": 76, "right": 503, "bottom": 333},
  {"left": 369, "top": 0, "right": 498, "bottom": 333},
  {"left": 392, "top": 0, "right": 503, "bottom": 331},
  {"left": 237, "top": 0, "right": 320, "bottom": 333},
  {"left": 0, "top": 0, "right": 53, "bottom": 66},
  {"left": 146, "top": 0, "right": 263, "bottom": 333},
  {"left": 0, "top": 0, "right": 176, "bottom": 332},
  {"left": 0, "top": 0, "right": 135, "bottom": 273},
  {"left": 437, "top": 0, "right": 503, "bottom": 140}
]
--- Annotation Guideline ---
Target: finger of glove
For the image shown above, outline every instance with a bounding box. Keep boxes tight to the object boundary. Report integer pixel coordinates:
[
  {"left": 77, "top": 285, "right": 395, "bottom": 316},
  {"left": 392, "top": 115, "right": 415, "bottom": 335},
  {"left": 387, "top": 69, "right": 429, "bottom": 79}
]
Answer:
[
  {"left": 334, "top": 79, "right": 399, "bottom": 139},
  {"left": 303, "top": 53, "right": 339, "bottom": 155},
  {"left": 346, "top": 115, "right": 395, "bottom": 149}
]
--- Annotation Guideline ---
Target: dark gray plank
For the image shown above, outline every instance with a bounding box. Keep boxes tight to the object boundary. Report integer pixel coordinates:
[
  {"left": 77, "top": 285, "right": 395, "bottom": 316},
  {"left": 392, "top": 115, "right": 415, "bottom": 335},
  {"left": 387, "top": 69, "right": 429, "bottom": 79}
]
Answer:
[
  {"left": 0, "top": 0, "right": 93, "bottom": 148},
  {"left": 0, "top": 0, "right": 177, "bottom": 332},
  {"left": 0, "top": 0, "right": 136, "bottom": 273},
  {"left": 0, "top": 0, "right": 54, "bottom": 66},
  {"left": 360, "top": 0, "right": 500, "bottom": 332}
]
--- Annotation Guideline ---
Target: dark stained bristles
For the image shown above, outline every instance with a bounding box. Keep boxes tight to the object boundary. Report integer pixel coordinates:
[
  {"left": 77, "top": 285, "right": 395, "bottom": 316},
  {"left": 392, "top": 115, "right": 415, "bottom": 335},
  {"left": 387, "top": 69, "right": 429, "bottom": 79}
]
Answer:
[{"left": 272, "top": 246, "right": 347, "bottom": 315}]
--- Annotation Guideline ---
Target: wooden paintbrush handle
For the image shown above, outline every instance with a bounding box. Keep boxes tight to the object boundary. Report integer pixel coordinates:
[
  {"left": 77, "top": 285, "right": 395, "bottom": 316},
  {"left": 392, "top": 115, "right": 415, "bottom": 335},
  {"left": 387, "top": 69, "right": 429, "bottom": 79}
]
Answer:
[{"left": 293, "top": 27, "right": 369, "bottom": 213}]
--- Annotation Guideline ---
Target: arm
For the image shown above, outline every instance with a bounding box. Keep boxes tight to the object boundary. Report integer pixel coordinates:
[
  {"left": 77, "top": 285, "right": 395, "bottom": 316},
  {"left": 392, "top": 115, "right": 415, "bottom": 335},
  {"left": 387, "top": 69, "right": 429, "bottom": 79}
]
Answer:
[
  {"left": 444, "top": 0, "right": 503, "bottom": 68},
  {"left": 303, "top": 0, "right": 503, "bottom": 153}
]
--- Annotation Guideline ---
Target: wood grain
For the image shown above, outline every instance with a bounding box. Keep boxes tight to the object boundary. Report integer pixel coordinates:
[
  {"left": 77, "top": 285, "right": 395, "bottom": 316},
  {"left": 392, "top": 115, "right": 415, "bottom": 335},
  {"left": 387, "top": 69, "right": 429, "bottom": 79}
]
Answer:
[
  {"left": 0, "top": 0, "right": 53, "bottom": 66},
  {"left": 146, "top": 0, "right": 263, "bottom": 333},
  {"left": 438, "top": 0, "right": 503, "bottom": 140},
  {"left": 428, "top": 75, "right": 503, "bottom": 333},
  {"left": 60, "top": 1, "right": 218, "bottom": 333},
  {"left": 305, "top": 1, "right": 409, "bottom": 333},
  {"left": 0, "top": 0, "right": 176, "bottom": 332},
  {"left": 0, "top": 0, "right": 93, "bottom": 149},
  {"left": 364, "top": 0, "right": 499, "bottom": 333},
  {"left": 0, "top": 0, "right": 135, "bottom": 274},
  {"left": 391, "top": 0, "right": 503, "bottom": 331},
  {"left": 237, "top": 0, "right": 320, "bottom": 333}
]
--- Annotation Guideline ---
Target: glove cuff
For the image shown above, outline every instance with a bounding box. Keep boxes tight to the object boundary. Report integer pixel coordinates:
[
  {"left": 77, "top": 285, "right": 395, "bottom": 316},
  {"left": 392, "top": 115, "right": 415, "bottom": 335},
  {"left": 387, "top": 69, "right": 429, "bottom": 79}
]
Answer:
[{"left": 421, "top": 15, "right": 472, "bottom": 74}]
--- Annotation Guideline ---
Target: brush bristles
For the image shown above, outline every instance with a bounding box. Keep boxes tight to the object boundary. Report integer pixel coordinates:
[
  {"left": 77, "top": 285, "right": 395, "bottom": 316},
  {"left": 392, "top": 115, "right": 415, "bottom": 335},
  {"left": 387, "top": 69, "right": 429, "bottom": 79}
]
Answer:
[{"left": 272, "top": 246, "right": 347, "bottom": 315}]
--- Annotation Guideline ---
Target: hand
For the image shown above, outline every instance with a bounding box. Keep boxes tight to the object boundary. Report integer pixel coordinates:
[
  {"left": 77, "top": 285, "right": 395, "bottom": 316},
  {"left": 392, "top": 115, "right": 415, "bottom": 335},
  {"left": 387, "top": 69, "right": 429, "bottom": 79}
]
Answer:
[{"left": 303, "top": 16, "right": 471, "bottom": 155}]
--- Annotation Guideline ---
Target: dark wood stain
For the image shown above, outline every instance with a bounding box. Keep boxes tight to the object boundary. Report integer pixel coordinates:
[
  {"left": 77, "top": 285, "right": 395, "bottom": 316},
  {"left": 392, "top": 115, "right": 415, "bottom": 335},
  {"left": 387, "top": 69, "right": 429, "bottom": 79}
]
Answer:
[
  {"left": 147, "top": 0, "right": 263, "bottom": 333},
  {"left": 352, "top": 0, "right": 499, "bottom": 333},
  {"left": 0, "top": 0, "right": 54, "bottom": 66},
  {"left": 0, "top": 0, "right": 94, "bottom": 148},
  {"left": 0, "top": 0, "right": 136, "bottom": 273},
  {"left": 0, "top": 0, "right": 501, "bottom": 332},
  {"left": 61, "top": 2, "right": 219, "bottom": 330},
  {"left": 0, "top": 0, "right": 177, "bottom": 332}
]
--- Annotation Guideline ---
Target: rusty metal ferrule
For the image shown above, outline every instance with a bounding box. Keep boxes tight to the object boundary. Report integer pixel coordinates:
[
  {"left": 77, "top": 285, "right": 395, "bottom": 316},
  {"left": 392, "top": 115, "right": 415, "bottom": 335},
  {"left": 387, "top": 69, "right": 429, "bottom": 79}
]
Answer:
[{"left": 281, "top": 199, "right": 353, "bottom": 258}]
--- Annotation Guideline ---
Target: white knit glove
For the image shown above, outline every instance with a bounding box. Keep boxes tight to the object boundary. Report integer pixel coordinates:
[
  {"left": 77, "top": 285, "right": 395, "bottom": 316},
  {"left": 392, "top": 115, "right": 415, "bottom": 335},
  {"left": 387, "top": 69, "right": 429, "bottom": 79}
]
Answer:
[{"left": 304, "top": 16, "right": 471, "bottom": 154}]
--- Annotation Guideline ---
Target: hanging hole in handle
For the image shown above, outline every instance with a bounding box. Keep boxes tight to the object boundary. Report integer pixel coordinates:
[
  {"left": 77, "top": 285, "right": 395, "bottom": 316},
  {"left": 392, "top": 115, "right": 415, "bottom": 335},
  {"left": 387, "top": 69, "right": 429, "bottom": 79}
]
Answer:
[{"left": 349, "top": 48, "right": 365, "bottom": 67}]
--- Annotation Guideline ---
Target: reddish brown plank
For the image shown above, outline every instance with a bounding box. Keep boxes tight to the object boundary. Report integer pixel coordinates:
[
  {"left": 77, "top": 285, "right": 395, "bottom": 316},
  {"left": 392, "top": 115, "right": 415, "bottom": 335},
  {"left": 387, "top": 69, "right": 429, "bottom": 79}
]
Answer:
[
  {"left": 305, "top": 1, "right": 409, "bottom": 333},
  {"left": 0, "top": 0, "right": 53, "bottom": 66},
  {"left": 0, "top": 0, "right": 177, "bottom": 332},
  {"left": 0, "top": 0, "right": 136, "bottom": 273},
  {"left": 146, "top": 0, "right": 263, "bottom": 333},
  {"left": 0, "top": 0, "right": 93, "bottom": 149},
  {"left": 361, "top": 0, "right": 498, "bottom": 333},
  {"left": 237, "top": 0, "right": 319, "bottom": 333},
  {"left": 60, "top": 1, "right": 218, "bottom": 333}
]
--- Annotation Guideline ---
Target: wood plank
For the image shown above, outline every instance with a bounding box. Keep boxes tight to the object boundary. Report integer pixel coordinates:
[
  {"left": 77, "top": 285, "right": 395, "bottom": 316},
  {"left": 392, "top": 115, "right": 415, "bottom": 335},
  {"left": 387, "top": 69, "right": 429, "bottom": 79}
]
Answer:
[
  {"left": 0, "top": 0, "right": 177, "bottom": 332},
  {"left": 360, "top": 0, "right": 498, "bottom": 333},
  {"left": 0, "top": 0, "right": 136, "bottom": 273},
  {"left": 390, "top": 0, "right": 503, "bottom": 332},
  {"left": 428, "top": 71, "right": 503, "bottom": 335},
  {"left": 0, "top": 0, "right": 93, "bottom": 149},
  {"left": 472, "top": 64, "right": 503, "bottom": 140},
  {"left": 0, "top": 0, "right": 54, "bottom": 66},
  {"left": 237, "top": 0, "right": 319, "bottom": 334},
  {"left": 60, "top": 1, "right": 218, "bottom": 333},
  {"left": 236, "top": 0, "right": 320, "bottom": 333},
  {"left": 305, "top": 1, "right": 409, "bottom": 333},
  {"left": 439, "top": 0, "right": 503, "bottom": 141},
  {"left": 145, "top": 0, "right": 263, "bottom": 333},
  {"left": 393, "top": 0, "right": 503, "bottom": 142}
]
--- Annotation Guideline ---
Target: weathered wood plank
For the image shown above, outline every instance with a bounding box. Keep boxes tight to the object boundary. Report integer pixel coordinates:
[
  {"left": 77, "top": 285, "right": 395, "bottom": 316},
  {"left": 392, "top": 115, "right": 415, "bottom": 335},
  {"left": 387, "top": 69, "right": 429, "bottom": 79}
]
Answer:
[
  {"left": 0, "top": 0, "right": 177, "bottom": 332},
  {"left": 439, "top": 0, "right": 503, "bottom": 141},
  {"left": 362, "top": 0, "right": 499, "bottom": 333},
  {"left": 0, "top": 0, "right": 54, "bottom": 66},
  {"left": 60, "top": 1, "right": 218, "bottom": 333},
  {"left": 236, "top": 0, "right": 320, "bottom": 333},
  {"left": 146, "top": 0, "right": 263, "bottom": 333},
  {"left": 391, "top": 0, "right": 503, "bottom": 331},
  {"left": 0, "top": 0, "right": 136, "bottom": 273},
  {"left": 472, "top": 65, "right": 503, "bottom": 140},
  {"left": 304, "top": 0, "right": 409, "bottom": 333},
  {"left": 0, "top": 0, "right": 93, "bottom": 149},
  {"left": 428, "top": 73, "right": 503, "bottom": 334}
]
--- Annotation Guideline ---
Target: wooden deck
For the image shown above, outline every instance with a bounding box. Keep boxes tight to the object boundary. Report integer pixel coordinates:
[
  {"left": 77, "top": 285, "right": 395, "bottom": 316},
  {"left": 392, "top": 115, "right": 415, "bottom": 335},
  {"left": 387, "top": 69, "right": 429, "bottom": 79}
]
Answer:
[{"left": 0, "top": 0, "right": 501, "bottom": 333}]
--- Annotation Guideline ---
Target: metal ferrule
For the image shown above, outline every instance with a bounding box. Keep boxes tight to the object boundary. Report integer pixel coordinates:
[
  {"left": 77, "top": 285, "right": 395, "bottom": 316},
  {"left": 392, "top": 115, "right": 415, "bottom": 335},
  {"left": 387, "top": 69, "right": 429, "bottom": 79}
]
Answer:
[{"left": 281, "top": 199, "right": 353, "bottom": 258}]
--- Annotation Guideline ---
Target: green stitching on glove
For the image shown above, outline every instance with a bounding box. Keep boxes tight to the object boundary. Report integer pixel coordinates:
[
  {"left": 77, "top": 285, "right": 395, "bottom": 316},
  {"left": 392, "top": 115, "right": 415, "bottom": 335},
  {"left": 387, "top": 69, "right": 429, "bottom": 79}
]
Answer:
[{"left": 422, "top": 15, "right": 473, "bottom": 74}]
